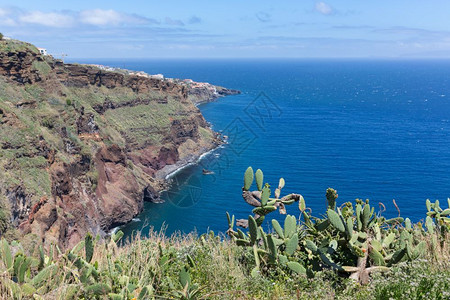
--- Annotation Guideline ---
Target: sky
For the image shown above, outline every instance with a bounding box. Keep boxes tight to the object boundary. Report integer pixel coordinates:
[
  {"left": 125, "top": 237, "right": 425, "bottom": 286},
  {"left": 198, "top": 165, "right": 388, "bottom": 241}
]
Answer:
[{"left": 0, "top": 1, "right": 450, "bottom": 59}]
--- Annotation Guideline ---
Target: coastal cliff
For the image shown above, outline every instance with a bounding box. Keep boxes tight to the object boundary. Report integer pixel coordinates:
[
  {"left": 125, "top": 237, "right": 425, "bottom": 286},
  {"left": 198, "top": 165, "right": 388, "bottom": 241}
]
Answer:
[{"left": 0, "top": 39, "right": 239, "bottom": 249}]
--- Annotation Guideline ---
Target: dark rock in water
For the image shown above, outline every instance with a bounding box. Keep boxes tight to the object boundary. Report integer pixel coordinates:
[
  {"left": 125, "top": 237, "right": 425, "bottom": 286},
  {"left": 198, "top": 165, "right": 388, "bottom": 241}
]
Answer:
[
  {"left": 0, "top": 38, "right": 238, "bottom": 249},
  {"left": 144, "top": 186, "right": 163, "bottom": 203},
  {"left": 202, "top": 169, "right": 214, "bottom": 175},
  {"left": 187, "top": 83, "right": 241, "bottom": 105},
  {"left": 216, "top": 86, "right": 241, "bottom": 96}
]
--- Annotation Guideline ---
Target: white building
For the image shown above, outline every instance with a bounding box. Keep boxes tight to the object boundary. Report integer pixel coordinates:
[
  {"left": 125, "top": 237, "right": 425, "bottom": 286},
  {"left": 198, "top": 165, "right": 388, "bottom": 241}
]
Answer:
[
  {"left": 37, "top": 47, "right": 48, "bottom": 56},
  {"left": 149, "top": 74, "right": 164, "bottom": 80}
]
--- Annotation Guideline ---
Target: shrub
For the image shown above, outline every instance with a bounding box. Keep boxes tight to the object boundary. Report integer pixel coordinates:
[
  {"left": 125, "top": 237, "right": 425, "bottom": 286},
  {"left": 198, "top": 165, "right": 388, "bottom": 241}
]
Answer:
[
  {"left": 0, "top": 207, "right": 9, "bottom": 235},
  {"left": 41, "top": 117, "right": 55, "bottom": 129},
  {"left": 0, "top": 168, "right": 448, "bottom": 299},
  {"left": 0, "top": 33, "right": 3, "bottom": 40},
  {"left": 226, "top": 167, "right": 450, "bottom": 284}
]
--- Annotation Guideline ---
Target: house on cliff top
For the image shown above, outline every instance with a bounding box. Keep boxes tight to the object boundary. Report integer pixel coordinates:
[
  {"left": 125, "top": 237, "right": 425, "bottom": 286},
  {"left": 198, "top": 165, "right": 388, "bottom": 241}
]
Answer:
[{"left": 37, "top": 47, "right": 47, "bottom": 55}]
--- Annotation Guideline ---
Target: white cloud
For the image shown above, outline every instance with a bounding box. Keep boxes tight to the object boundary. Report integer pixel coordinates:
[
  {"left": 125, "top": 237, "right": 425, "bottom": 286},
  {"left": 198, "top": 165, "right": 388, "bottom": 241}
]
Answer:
[
  {"left": 80, "top": 9, "right": 152, "bottom": 26},
  {"left": 80, "top": 9, "right": 122, "bottom": 26},
  {"left": 2, "top": 8, "right": 156, "bottom": 28},
  {"left": 0, "top": 8, "right": 17, "bottom": 26},
  {"left": 20, "top": 11, "right": 75, "bottom": 27},
  {"left": 0, "top": 8, "right": 8, "bottom": 17},
  {"left": 0, "top": 18, "right": 16, "bottom": 26},
  {"left": 315, "top": 2, "right": 334, "bottom": 15}
]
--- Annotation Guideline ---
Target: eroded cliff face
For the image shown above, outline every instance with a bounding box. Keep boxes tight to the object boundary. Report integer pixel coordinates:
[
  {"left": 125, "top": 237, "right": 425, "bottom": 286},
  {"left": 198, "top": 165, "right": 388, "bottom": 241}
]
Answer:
[
  {"left": 0, "top": 42, "right": 44, "bottom": 84},
  {"left": 0, "top": 39, "right": 235, "bottom": 249}
]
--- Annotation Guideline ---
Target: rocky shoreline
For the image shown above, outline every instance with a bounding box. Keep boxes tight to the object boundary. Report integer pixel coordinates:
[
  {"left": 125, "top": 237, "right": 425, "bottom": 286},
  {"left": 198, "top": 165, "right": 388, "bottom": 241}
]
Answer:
[
  {"left": 156, "top": 146, "right": 217, "bottom": 181},
  {"left": 0, "top": 38, "right": 240, "bottom": 249}
]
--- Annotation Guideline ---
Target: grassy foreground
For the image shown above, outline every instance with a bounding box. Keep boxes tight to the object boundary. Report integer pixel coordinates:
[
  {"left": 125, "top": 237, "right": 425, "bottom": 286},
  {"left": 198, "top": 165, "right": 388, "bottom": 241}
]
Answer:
[{"left": 0, "top": 230, "right": 448, "bottom": 300}]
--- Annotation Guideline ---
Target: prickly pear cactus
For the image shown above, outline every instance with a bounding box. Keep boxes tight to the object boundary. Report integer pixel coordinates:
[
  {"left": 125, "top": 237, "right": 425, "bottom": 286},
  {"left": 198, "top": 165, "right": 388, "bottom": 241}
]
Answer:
[
  {"left": 228, "top": 167, "right": 441, "bottom": 284},
  {"left": 227, "top": 167, "right": 309, "bottom": 276}
]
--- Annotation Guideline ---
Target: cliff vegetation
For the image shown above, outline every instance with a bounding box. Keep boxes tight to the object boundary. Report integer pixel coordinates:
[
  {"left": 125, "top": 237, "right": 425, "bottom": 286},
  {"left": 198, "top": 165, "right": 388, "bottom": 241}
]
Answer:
[
  {"left": 0, "top": 38, "right": 447, "bottom": 299},
  {"left": 0, "top": 168, "right": 448, "bottom": 299},
  {"left": 0, "top": 38, "right": 237, "bottom": 249}
]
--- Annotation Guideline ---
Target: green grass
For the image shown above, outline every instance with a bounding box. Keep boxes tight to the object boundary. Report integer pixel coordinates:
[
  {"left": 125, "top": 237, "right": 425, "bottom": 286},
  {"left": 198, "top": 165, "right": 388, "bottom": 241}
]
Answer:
[
  {"left": 367, "top": 260, "right": 450, "bottom": 300},
  {"left": 0, "top": 39, "right": 39, "bottom": 54},
  {"left": 61, "top": 85, "right": 197, "bottom": 149},
  {"left": 31, "top": 60, "right": 52, "bottom": 76},
  {"left": 24, "top": 84, "right": 45, "bottom": 99},
  {"left": 103, "top": 99, "right": 191, "bottom": 148},
  {"left": 16, "top": 156, "right": 52, "bottom": 197},
  {"left": 0, "top": 153, "right": 52, "bottom": 199},
  {"left": 0, "top": 43, "right": 217, "bottom": 234},
  {"left": 0, "top": 229, "right": 447, "bottom": 300},
  {"left": 0, "top": 38, "right": 447, "bottom": 299},
  {"left": 198, "top": 126, "right": 214, "bottom": 142}
]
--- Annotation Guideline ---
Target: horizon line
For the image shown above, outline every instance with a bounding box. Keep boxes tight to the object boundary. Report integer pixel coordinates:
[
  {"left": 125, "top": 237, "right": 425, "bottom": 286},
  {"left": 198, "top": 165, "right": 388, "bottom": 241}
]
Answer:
[{"left": 65, "top": 56, "right": 450, "bottom": 61}]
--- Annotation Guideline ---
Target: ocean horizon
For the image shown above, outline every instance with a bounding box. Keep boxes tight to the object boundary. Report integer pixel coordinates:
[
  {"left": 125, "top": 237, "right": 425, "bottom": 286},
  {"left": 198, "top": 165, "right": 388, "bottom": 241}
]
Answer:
[{"left": 68, "top": 58, "right": 450, "bottom": 238}]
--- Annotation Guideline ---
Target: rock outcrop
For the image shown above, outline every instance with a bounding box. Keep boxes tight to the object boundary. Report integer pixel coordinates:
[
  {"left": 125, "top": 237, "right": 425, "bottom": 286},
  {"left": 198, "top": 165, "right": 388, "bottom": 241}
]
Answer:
[
  {"left": 0, "top": 39, "right": 238, "bottom": 249},
  {"left": 185, "top": 81, "right": 241, "bottom": 105},
  {"left": 0, "top": 42, "right": 44, "bottom": 84}
]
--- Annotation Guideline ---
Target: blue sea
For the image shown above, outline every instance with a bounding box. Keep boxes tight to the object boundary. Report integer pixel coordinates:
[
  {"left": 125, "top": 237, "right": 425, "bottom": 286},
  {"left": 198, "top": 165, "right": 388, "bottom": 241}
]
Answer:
[{"left": 72, "top": 59, "right": 450, "bottom": 237}]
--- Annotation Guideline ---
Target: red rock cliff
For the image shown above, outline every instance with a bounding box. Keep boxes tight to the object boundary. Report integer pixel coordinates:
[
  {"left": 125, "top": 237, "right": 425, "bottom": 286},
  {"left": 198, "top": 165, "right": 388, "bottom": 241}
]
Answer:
[{"left": 0, "top": 39, "right": 231, "bottom": 249}]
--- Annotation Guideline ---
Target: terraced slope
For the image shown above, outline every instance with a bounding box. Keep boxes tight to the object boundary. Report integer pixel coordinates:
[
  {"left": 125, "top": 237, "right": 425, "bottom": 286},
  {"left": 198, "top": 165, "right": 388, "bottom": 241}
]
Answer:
[{"left": 0, "top": 39, "right": 237, "bottom": 249}]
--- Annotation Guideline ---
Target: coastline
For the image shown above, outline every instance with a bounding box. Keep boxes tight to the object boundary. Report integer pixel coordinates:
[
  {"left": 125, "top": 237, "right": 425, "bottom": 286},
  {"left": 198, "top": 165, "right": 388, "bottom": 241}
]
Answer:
[
  {"left": 160, "top": 144, "right": 225, "bottom": 180},
  {"left": 109, "top": 144, "right": 225, "bottom": 235},
  {"left": 155, "top": 93, "right": 236, "bottom": 182},
  {"left": 111, "top": 119, "right": 228, "bottom": 236},
  {"left": 155, "top": 130, "right": 226, "bottom": 181},
  {"left": 0, "top": 37, "right": 247, "bottom": 249}
]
